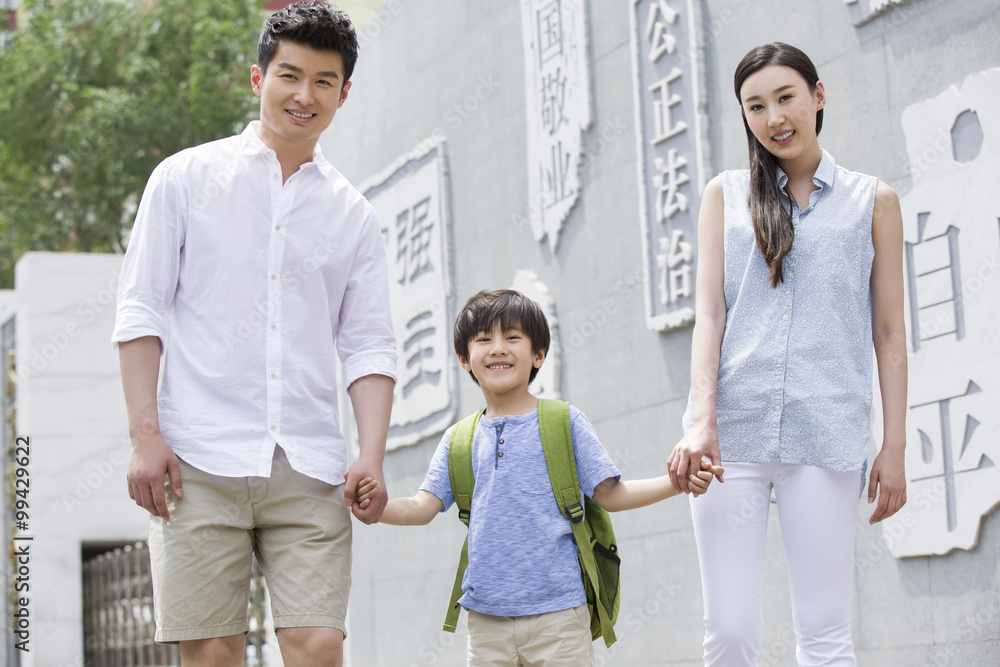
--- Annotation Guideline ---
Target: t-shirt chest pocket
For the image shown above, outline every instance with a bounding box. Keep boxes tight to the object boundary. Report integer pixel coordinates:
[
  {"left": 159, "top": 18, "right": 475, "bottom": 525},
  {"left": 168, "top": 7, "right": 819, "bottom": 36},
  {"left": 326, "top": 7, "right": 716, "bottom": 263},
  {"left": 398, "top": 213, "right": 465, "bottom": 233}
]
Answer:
[{"left": 512, "top": 443, "right": 554, "bottom": 495}]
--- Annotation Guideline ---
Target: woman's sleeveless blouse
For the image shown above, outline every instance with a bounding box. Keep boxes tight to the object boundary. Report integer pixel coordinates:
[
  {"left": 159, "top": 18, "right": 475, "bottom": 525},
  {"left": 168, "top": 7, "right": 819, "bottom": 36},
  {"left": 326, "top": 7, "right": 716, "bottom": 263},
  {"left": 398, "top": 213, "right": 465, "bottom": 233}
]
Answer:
[{"left": 684, "top": 149, "right": 879, "bottom": 472}]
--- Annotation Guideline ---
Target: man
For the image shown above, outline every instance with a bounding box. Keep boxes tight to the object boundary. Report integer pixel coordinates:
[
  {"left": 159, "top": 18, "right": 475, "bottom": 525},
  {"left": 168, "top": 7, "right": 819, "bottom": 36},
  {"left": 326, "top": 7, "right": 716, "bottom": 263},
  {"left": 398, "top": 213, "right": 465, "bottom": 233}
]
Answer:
[{"left": 112, "top": 3, "right": 395, "bottom": 665}]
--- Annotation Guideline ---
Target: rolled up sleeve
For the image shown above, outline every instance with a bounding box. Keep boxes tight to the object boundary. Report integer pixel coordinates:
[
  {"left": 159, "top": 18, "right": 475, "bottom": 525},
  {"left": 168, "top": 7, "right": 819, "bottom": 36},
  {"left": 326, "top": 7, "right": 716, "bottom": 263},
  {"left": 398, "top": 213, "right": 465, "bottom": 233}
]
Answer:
[
  {"left": 112, "top": 160, "right": 186, "bottom": 348},
  {"left": 337, "top": 207, "right": 397, "bottom": 388}
]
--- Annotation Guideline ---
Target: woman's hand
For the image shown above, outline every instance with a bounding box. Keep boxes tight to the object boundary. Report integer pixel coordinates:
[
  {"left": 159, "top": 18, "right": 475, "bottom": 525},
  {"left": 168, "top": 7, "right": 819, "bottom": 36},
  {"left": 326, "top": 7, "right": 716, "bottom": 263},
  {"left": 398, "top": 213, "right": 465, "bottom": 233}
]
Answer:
[
  {"left": 868, "top": 443, "right": 906, "bottom": 524},
  {"left": 668, "top": 423, "right": 723, "bottom": 494}
]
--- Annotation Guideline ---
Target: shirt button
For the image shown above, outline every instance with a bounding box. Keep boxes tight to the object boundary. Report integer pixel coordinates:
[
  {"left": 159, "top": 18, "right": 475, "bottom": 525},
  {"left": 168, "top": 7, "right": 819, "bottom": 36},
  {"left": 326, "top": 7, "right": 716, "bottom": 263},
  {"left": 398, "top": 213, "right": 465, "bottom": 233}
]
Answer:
[
  {"left": 272, "top": 174, "right": 279, "bottom": 181},
  {"left": 270, "top": 372, "right": 276, "bottom": 379},
  {"left": 274, "top": 224, "right": 281, "bottom": 231},
  {"left": 498, "top": 439, "right": 504, "bottom": 444},
  {"left": 271, "top": 324, "right": 277, "bottom": 330},
  {"left": 271, "top": 274, "right": 277, "bottom": 280},
  {"left": 777, "top": 358, "right": 783, "bottom": 365},
  {"left": 498, "top": 451, "right": 504, "bottom": 458},
  {"left": 787, "top": 271, "right": 795, "bottom": 278},
  {"left": 270, "top": 425, "right": 276, "bottom": 431},
  {"left": 782, "top": 314, "right": 789, "bottom": 321},
  {"left": 774, "top": 403, "right": 781, "bottom": 411}
]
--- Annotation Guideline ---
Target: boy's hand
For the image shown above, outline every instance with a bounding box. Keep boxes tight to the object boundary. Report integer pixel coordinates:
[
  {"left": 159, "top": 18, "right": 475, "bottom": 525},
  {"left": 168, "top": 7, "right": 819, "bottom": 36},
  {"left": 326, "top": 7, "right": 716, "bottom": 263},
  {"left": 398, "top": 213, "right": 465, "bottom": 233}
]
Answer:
[
  {"left": 356, "top": 476, "right": 379, "bottom": 510},
  {"left": 344, "top": 474, "right": 380, "bottom": 511},
  {"left": 689, "top": 461, "right": 725, "bottom": 498}
]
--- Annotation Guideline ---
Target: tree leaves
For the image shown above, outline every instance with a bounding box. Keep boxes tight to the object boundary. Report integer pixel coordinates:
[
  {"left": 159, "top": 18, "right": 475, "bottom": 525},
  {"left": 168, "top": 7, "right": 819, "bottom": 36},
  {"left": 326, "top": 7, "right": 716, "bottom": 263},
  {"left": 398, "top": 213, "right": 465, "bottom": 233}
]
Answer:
[{"left": 0, "top": 0, "right": 264, "bottom": 286}]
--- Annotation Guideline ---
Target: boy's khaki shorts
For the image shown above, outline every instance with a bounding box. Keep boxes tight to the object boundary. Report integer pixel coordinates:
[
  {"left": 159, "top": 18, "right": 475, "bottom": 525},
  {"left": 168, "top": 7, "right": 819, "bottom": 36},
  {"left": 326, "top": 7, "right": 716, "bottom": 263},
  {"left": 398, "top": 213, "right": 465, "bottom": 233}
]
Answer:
[
  {"left": 467, "top": 604, "right": 594, "bottom": 666},
  {"left": 148, "top": 447, "right": 352, "bottom": 643}
]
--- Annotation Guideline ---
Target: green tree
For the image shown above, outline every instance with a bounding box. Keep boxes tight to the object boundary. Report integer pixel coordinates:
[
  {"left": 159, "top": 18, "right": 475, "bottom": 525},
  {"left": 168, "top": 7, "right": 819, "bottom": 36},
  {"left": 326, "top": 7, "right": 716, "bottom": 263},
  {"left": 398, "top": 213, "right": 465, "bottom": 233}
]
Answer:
[{"left": 0, "top": 0, "right": 264, "bottom": 287}]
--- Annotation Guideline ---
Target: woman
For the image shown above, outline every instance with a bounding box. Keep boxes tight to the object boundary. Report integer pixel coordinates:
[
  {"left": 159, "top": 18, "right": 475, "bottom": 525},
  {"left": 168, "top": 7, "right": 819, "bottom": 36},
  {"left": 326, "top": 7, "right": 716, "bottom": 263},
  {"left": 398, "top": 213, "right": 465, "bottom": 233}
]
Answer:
[{"left": 667, "top": 43, "right": 908, "bottom": 666}]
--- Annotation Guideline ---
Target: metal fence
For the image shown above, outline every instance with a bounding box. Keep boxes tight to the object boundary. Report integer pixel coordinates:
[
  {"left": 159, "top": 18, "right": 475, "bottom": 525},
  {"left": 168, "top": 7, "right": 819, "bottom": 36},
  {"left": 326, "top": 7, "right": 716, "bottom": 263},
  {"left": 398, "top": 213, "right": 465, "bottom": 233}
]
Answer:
[{"left": 82, "top": 542, "right": 270, "bottom": 666}]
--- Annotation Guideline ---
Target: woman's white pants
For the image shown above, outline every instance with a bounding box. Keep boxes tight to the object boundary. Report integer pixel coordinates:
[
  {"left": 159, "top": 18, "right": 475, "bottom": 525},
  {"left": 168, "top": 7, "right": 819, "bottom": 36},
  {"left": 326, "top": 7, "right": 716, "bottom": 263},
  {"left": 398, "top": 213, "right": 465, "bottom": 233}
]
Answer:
[{"left": 690, "top": 462, "right": 861, "bottom": 666}]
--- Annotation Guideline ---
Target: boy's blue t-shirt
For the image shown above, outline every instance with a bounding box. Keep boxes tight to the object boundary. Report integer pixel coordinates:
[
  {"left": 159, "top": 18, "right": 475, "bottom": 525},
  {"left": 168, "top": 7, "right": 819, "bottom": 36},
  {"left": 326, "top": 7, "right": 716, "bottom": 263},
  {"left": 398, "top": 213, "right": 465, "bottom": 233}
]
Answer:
[{"left": 420, "top": 405, "right": 621, "bottom": 617}]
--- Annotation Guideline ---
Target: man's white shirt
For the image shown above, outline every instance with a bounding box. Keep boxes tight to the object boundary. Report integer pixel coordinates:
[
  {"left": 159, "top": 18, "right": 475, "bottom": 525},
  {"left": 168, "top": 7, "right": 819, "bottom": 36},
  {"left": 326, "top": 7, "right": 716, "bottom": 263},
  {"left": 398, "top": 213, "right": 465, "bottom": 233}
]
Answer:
[{"left": 113, "top": 122, "right": 397, "bottom": 485}]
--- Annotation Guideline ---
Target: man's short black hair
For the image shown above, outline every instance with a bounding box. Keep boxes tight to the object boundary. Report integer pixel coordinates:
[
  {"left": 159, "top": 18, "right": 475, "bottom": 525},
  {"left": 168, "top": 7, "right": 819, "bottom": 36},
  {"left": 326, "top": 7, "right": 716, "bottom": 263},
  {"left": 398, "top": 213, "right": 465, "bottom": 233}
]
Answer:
[
  {"left": 258, "top": 1, "right": 359, "bottom": 81},
  {"left": 453, "top": 290, "right": 551, "bottom": 386}
]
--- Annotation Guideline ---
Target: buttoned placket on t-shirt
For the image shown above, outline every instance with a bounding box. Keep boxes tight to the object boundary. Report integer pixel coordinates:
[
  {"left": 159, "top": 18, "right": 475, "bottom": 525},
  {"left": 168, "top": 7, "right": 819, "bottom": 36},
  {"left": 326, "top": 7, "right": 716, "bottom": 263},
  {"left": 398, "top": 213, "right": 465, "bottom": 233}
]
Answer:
[{"left": 494, "top": 421, "right": 506, "bottom": 469}]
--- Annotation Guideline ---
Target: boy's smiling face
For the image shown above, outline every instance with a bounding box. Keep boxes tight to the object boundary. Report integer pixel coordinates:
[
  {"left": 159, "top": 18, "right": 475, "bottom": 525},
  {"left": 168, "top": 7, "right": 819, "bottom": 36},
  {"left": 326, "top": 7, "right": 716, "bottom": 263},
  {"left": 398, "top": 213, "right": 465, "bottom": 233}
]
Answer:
[{"left": 460, "top": 323, "right": 545, "bottom": 400}]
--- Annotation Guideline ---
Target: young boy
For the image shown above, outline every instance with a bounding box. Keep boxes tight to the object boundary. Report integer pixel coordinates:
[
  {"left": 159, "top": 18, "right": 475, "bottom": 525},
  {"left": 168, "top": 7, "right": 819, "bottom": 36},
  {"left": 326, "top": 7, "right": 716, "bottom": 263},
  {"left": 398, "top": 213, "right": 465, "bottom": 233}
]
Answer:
[
  {"left": 372, "top": 289, "right": 722, "bottom": 665},
  {"left": 114, "top": 2, "right": 395, "bottom": 665}
]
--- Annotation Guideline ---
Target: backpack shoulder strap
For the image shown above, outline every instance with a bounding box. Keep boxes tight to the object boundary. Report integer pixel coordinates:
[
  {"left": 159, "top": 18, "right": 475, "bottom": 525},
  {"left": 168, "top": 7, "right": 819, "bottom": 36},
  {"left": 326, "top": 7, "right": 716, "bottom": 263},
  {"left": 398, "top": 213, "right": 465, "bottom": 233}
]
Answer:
[
  {"left": 447, "top": 409, "right": 484, "bottom": 525},
  {"left": 537, "top": 399, "right": 583, "bottom": 522},
  {"left": 537, "top": 399, "right": 617, "bottom": 646},
  {"left": 443, "top": 408, "right": 484, "bottom": 633}
]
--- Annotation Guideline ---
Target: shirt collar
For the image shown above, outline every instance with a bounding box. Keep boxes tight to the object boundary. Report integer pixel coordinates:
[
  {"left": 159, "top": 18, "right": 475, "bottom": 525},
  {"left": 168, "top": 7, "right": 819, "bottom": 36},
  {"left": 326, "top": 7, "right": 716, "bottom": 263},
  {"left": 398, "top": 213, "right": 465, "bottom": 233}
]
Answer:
[
  {"left": 776, "top": 148, "right": 836, "bottom": 191},
  {"left": 239, "top": 121, "right": 333, "bottom": 177}
]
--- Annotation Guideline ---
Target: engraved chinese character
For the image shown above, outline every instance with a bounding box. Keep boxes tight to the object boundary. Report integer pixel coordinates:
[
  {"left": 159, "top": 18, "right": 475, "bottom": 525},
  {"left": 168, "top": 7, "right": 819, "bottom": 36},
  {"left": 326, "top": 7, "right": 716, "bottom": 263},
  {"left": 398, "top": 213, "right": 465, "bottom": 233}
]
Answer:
[
  {"left": 652, "top": 148, "right": 689, "bottom": 222},
  {"left": 909, "top": 380, "right": 992, "bottom": 533},
  {"left": 395, "top": 197, "right": 434, "bottom": 285},
  {"left": 541, "top": 140, "right": 573, "bottom": 206},
  {"left": 656, "top": 228, "right": 693, "bottom": 304},
  {"left": 648, "top": 67, "right": 687, "bottom": 145},
  {"left": 644, "top": 0, "right": 679, "bottom": 63},
  {"left": 904, "top": 213, "right": 964, "bottom": 352},
  {"left": 401, "top": 310, "right": 442, "bottom": 398},
  {"left": 540, "top": 68, "right": 568, "bottom": 135},
  {"left": 536, "top": 0, "right": 563, "bottom": 67}
]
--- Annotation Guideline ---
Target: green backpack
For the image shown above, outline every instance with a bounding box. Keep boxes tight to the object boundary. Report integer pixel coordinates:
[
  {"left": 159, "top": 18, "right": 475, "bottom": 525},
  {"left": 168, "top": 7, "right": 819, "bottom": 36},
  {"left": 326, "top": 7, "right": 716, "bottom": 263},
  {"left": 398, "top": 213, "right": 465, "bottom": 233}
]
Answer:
[{"left": 443, "top": 399, "right": 621, "bottom": 647}]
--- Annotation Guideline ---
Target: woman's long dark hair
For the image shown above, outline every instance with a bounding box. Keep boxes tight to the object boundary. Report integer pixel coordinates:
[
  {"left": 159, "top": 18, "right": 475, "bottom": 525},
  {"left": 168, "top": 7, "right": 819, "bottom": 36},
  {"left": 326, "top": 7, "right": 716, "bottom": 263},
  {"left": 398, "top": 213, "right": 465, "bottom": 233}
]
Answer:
[{"left": 734, "top": 43, "right": 823, "bottom": 288}]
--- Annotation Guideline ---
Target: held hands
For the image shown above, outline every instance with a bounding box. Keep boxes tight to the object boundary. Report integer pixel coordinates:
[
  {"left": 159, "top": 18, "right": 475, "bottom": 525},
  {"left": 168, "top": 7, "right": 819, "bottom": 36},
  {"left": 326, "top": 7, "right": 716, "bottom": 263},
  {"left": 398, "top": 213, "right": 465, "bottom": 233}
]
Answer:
[
  {"left": 668, "top": 424, "right": 724, "bottom": 494},
  {"left": 343, "top": 457, "right": 388, "bottom": 524},
  {"left": 349, "top": 476, "right": 380, "bottom": 511}
]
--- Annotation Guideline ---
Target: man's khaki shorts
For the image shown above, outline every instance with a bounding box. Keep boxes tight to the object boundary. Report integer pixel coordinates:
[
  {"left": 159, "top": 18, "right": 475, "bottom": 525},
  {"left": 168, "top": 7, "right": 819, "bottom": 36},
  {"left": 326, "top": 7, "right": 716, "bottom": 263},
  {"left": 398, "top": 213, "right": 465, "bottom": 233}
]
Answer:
[
  {"left": 148, "top": 447, "right": 352, "bottom": 643},
  {"left": 467, "top": 604, "right": 594, "bottom": 666}
]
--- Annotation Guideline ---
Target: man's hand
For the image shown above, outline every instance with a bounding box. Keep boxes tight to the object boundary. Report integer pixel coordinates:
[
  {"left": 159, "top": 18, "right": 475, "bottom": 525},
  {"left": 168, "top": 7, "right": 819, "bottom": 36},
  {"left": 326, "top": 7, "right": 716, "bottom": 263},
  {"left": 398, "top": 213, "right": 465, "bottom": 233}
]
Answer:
[
  {"left": 868, "top": 444, "right": 906, "bottom": 524},
  {"left": 127, "top": 432, "right": 182, "bottom": 521},
  {"left": 344, "top": 457, "right": 387, "bottom": 524},
  {"left": 668, "top": 424, "right": 722, "bottom": 494}
]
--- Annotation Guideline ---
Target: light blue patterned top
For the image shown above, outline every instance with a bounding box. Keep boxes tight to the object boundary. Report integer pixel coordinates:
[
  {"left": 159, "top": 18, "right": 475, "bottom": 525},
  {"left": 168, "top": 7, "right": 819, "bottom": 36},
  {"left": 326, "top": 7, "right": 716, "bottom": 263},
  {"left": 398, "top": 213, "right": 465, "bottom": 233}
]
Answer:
[
  {"left": 421, "top": 406, "right": 620, "bottom": 617},
  {"left": 684, "top": 149, "right": 878, "bottom": 472}
]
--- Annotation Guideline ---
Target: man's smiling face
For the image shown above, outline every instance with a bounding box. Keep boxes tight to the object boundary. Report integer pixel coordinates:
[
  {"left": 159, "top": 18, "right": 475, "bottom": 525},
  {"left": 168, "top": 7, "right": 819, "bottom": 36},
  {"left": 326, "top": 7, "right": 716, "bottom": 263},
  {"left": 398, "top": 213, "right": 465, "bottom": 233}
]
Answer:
[{"left": 250, "top": 40, "right": 351, "bottom": 153}]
